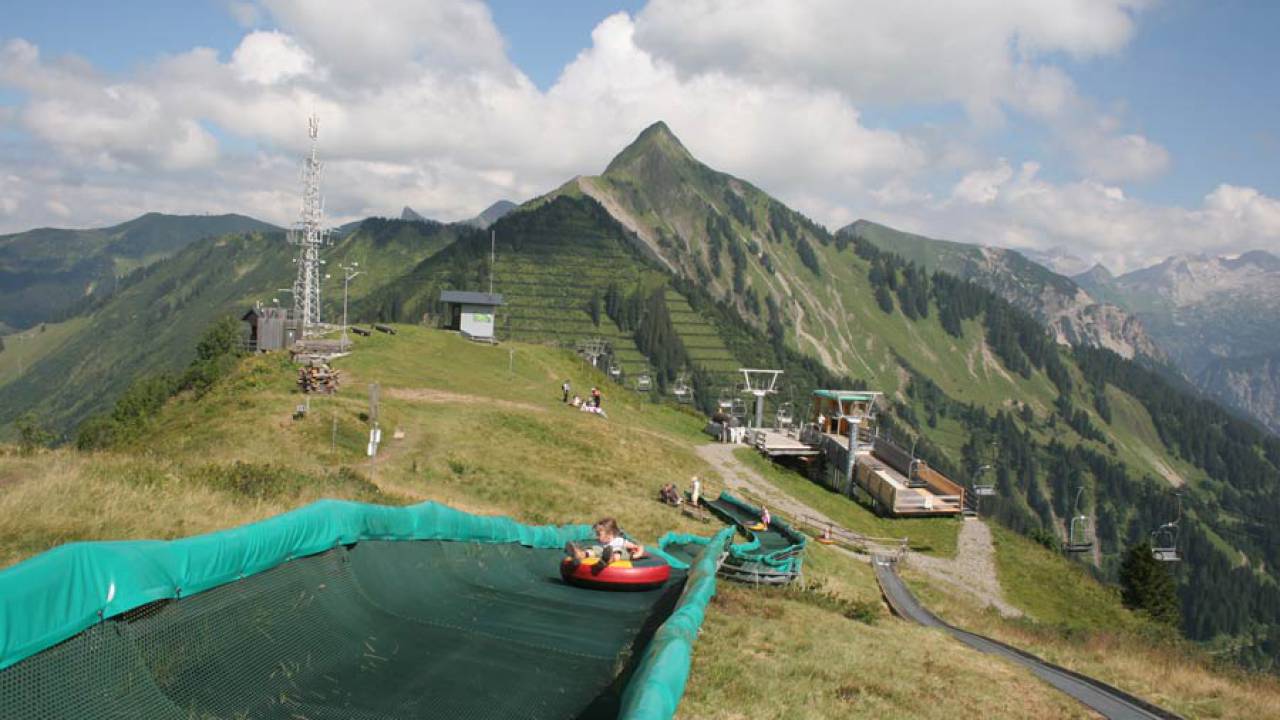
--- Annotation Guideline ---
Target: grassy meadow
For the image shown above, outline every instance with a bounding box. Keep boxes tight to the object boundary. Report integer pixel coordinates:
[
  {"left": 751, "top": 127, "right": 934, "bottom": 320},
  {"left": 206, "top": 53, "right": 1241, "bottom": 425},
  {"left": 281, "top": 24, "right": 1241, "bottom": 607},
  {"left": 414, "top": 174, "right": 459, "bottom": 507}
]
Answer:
[{"left": 2, "top": 325, "right": 1278, "bottom": 718}]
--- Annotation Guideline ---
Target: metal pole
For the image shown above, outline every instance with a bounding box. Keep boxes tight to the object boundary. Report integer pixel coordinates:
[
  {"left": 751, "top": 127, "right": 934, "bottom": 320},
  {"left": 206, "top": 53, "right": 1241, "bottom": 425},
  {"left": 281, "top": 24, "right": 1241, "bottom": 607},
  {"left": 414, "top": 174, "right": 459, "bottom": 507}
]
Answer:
[{"left": 755, "top": 393, "right": 765, "bottom": 429}]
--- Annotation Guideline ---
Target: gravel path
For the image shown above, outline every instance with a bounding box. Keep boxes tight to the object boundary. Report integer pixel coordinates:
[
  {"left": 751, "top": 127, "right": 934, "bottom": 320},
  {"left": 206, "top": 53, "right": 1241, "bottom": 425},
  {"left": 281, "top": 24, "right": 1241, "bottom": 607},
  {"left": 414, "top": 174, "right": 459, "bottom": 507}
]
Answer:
[
  {"left": 908, "top": 520, "right": 1023, "bottom": 618},
  {"left": 696, "top": 442, "right": 1022, "bottom": 617}
]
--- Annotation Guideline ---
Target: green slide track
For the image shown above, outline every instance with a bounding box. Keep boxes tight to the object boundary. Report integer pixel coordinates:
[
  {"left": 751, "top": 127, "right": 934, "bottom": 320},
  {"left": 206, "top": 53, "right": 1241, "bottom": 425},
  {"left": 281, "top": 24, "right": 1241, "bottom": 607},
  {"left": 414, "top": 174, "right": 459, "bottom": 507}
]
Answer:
[
  {"left": 661, "top": 492, "right": 807, "bottom": 585},
  {"left": 0, "top": 500, "right": 734, "bottom": 720}
]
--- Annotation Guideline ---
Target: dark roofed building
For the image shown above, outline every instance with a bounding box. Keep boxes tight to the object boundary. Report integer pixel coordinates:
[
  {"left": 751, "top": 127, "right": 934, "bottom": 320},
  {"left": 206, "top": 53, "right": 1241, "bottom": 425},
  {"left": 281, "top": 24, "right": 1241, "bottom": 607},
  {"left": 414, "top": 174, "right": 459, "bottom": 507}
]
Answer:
[
  {"left": 439, "top": 291, "right": 504, "bottom": 341},
  {"left": 242, "top": 304, "right": 294, "bottom": 351}
]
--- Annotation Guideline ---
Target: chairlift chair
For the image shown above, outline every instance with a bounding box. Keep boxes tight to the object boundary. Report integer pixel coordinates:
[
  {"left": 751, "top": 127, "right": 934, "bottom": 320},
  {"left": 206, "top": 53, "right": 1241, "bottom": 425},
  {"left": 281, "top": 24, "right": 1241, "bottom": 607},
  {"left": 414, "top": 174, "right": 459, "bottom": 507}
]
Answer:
[
  {"left": 973, "top": 464, "right": 996, "bottom": 497},
  {"left": 775, "top": 401, "right": 794, "bottom": 430},
  {"left": 1151, "top": 523, "right": 1180, "bottom": 562},
  {"left": 1150, "top": 494, "right": 1181, "bottom": 562},
  {"left": 717, "top": 388, "right": 734, "bottom": 412},
  {"left": 608, "top": 362, "right": 621, "bottom": 379},
  {"left": 1065, "top": 488, "right": 1094, "bottom": 553},
  {"left": 636, "top": 372, "right": 652, "bottom": 392},
  {"left": 1066, "top": 515, "right": 1094, "bottom": 553},
  {"left": 673, "top": 372, "right": 692, "bottom": 403}
]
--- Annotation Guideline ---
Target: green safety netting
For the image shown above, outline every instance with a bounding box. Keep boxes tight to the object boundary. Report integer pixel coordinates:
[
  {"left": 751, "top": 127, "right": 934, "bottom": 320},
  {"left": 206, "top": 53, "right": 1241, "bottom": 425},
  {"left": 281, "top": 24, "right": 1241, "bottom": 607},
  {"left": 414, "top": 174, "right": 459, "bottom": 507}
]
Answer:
[
  {"left": 703, "top": 492, "right": 807, "bottom": 575},
  {"left": 0, "top": 500, "right": 733, "bottom": 720}
]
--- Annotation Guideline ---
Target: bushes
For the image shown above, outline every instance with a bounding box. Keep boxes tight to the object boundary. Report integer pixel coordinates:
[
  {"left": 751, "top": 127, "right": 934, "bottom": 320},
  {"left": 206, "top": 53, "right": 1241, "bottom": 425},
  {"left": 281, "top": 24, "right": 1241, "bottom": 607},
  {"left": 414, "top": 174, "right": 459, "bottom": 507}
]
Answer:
[{"left": 76, "top": 317, "right": 246, "bottom": 450}]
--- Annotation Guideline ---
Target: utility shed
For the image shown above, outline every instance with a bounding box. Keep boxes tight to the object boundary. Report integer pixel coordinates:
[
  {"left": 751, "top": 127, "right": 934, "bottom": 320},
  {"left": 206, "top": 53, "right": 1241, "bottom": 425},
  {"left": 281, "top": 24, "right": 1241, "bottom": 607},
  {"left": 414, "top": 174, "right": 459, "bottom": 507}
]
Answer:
[
  {"left": 440, "top": 291, "right": 504, "bottom": 341},
  {"left": 242, "top": 304, "right": 293, "bottom": 351}
]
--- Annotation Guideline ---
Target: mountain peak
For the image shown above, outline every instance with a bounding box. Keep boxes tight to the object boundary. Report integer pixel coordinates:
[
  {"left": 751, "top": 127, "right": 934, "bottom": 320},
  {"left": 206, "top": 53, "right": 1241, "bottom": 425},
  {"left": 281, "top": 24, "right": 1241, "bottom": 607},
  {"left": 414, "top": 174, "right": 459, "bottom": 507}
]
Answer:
[
  {"left": 604, "top": 121, "right": 695, "bottom": 177},
  {"left": 1077, "top": 263, "right": 1114, "bottom": 282},
  {"left": 400, "top": 206, "right": 428, "bottom": 222}
]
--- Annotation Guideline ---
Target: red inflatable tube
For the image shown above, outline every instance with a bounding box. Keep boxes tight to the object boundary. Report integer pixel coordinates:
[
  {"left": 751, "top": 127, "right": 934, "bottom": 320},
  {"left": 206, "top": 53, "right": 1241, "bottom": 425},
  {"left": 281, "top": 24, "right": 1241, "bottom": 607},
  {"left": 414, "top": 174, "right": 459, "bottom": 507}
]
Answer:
[{"left": 560, "top": 554, "right": 672, "bottom": 591}]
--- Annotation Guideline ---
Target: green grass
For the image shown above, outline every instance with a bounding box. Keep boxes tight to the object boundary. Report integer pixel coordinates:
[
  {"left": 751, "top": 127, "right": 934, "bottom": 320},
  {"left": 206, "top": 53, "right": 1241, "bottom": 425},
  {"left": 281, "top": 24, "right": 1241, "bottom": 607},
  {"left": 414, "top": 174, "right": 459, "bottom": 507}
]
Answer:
[
  {"left": 731, "top": 447, "right": 961, "bottom": 558},
  {"left": 0, "top": 317, "right": 89, "bottom": 390},
  {"left": 4, "top": 324, "right": 1278, "bottom": 719}
]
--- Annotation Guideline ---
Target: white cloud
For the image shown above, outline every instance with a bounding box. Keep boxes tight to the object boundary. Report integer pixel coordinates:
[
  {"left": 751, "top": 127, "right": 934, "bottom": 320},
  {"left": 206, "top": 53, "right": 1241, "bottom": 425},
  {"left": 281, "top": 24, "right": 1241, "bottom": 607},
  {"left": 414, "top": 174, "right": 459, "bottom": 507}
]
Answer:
[
  {"left": 0, "top": 0, "right": 1273, "bottom": 276},
  {"left": 952, "top": 160, "right": 1015, "bottom": 205},
  {"left": 901, "top": 161, "right": 1280, "bottom": 272},
  {"left": 231, "top": 31, "right": 313, "bottom": 85}
]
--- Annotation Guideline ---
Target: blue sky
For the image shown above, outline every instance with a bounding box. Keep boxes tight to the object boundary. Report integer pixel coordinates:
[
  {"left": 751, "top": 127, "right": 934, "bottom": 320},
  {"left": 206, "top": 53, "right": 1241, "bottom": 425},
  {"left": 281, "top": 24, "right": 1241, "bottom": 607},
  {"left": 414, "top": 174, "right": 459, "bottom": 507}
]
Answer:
[{"left": 2, "top": 1, "right": 1278, "bottom": 271}]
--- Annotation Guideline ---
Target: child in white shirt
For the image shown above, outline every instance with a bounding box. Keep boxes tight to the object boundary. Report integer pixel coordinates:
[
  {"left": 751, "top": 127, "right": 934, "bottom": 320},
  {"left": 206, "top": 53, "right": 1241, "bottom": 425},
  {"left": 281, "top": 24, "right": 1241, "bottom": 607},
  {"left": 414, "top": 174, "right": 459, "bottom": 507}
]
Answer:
[{"left": 565, "top": 517, "right": 646, "bottom": 567}]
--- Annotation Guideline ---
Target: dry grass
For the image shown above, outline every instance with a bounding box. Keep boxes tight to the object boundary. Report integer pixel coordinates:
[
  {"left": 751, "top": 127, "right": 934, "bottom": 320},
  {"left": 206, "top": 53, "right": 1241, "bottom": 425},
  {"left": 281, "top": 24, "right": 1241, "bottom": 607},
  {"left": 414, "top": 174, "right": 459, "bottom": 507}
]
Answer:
[
  {"left": 0, "top": 450, "right": 367, "bottom": 567},
  {"left": 3, "top": 326, "right": 1276, "bottom": 718},
  {"left": 903, "top": 550, "right": 1280, "bottom": 719},
  {"left": 678, "top": 545, "right": 1094, "bottom": 720}
]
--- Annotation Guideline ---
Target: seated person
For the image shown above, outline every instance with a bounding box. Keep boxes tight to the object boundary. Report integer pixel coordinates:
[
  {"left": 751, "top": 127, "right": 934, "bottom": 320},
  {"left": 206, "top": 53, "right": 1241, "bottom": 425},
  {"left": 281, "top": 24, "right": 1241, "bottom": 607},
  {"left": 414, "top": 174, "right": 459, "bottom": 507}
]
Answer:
[
  {"left": 565, "top": 517, "right": 646, "bottom": 568},
  {"left": 659, "top": 483, "right": 681, "bottom": 505}
]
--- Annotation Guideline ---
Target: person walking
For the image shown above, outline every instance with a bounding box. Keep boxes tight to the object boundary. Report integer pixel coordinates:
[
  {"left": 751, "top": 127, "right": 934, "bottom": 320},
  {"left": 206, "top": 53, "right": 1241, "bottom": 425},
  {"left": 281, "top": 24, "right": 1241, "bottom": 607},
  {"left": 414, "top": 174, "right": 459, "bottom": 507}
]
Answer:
[
  {"left": 591, "top": 387, "right": 602, "bottom": 408},
  {"left": 562, "top": 380, "right": 572, "bottom": 403}
]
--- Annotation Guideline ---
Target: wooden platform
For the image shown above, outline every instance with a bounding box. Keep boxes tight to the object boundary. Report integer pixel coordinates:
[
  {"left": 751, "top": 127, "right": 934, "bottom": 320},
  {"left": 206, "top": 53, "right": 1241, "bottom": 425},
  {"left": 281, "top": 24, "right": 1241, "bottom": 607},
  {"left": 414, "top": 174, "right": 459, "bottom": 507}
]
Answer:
[{"left": 750, "top": 429, "right": 819, "bottom": 457}]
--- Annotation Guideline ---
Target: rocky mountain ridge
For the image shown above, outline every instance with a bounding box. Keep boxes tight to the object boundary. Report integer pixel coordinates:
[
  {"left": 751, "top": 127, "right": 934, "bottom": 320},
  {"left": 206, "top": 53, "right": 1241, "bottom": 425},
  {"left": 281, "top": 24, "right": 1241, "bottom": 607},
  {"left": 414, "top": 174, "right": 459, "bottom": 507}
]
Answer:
[
  {"left": 1076, "top": 250, "right": 1280, "bottom": 433},
  {"left": 843, "top": 220, "right": 1162, "bottom": 360}
]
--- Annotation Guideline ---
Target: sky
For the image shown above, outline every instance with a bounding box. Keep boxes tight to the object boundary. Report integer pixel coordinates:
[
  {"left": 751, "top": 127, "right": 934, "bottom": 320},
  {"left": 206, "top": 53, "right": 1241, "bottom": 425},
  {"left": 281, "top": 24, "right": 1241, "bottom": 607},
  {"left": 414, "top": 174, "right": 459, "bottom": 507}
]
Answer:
[{"left": 1, "top": 0, "right": 1278, "bottom": 273}]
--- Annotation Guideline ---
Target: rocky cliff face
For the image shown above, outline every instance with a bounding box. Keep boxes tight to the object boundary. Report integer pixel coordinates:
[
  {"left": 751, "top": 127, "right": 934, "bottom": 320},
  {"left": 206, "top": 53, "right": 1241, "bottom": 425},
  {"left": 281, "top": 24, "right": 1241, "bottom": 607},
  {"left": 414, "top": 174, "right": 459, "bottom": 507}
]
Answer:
[
  {"left": 1077, "top": 251, "right": 1280, "bottom": 433},
  {"left": 846, "top": 221, "right": 1162, "bottom": 360},
  {"left": 1199, "top": 353, "right": 1280, "bottom": 434}
]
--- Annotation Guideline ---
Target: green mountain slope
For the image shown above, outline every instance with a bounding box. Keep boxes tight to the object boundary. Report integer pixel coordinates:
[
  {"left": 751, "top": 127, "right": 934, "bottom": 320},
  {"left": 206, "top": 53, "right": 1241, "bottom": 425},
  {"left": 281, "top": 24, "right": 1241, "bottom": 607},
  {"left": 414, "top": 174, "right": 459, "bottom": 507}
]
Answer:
[
  {"left": 0, "top": 213, "right": 278, "bottom": 330},
  {"left": 516, "top": 122, "right": 1280, "bottom": 668},
  {"left": 0, "top": 219, "right": 460, "bottom": 435}
]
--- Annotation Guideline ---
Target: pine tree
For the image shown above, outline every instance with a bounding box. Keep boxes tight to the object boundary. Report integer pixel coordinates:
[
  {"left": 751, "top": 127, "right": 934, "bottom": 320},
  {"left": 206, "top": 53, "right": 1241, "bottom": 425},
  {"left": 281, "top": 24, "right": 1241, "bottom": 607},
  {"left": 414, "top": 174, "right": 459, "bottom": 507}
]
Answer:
[
  {"left": 875, "top": 285, "right": 894, "bottom": 314},
  {"left": 1119, "top": 541, "right": 1181, "bottom": 627}
]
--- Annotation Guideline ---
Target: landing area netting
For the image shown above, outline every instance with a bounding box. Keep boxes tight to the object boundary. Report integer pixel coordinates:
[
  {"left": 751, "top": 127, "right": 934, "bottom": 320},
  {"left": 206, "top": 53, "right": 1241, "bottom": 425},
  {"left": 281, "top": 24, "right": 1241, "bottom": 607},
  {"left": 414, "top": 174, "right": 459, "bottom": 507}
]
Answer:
[{"left": 1, "top": 540, "right": 685, "bottom": 719}]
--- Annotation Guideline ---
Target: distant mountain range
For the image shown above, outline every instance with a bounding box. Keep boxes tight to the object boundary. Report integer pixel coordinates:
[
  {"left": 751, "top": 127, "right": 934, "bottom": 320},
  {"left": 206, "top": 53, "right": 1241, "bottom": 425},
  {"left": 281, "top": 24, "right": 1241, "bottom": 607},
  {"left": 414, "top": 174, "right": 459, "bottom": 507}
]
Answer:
[
  {"left": 0, "top": 213, "right": 278, "bottom": 330},
  {"left": 400, "top": 200, "right": 516, "bottom": 229},
  {"left": 1076, "top": 251, "right": 1280, "bottom": 433}
]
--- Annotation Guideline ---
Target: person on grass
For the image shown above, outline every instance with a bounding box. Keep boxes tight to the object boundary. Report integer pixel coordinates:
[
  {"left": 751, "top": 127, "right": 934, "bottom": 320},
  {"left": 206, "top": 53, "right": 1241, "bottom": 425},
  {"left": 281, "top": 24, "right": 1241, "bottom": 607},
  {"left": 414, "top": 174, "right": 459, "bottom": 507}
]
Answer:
[
  {"left": 562, "top": 380, "right": 571, "bottom": 403},
  {"left": 565, "top": 517, "right": 646, "bottom": 569}
]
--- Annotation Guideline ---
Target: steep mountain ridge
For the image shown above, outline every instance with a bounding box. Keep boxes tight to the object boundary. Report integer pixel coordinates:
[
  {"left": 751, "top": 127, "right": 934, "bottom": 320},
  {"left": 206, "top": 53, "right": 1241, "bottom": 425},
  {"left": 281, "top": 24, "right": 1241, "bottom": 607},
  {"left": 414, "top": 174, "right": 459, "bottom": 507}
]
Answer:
[
  {"left": 0, "top": 213, "right": 278, "bottom": 330},
  {"left": 843, "top": 220, "right": 1161, "bottom": 360}
]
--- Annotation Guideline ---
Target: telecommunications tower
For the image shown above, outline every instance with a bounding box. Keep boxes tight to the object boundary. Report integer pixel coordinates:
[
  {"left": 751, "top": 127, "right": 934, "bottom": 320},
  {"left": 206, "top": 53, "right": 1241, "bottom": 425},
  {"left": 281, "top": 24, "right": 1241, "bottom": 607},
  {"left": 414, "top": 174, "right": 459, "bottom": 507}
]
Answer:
[{"left": 289, "top": 114, "right": 329, "bottom": 335}]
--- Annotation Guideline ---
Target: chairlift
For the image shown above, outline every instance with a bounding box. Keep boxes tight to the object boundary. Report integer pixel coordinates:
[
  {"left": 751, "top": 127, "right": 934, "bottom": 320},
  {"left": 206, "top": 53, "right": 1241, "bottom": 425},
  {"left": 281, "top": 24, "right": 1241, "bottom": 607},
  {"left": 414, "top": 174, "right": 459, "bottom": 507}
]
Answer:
[
  {"left": 672, "top": 372, "right": 691, "bottom": 402},
  {"left": 1151, "top": 494, "right": 1181, "bottom": 562},
  {"left": 1065, "top": 487, "right": 1094, "bottom": 554},
  {"left": 730, "top": 397, "right": 748, "bottom": 422},
  {"left": 717, "top": 388, "right": 735, "bottom": 412},
  {"left": 775, "top": 401, "right": 794, "bottom": 429},
  {"left": 636, "top": 372, "right": 652, "bottom": 392},
  {"left": 973, "top": 464, "right": 996, "bottom": 497},
  {"left": 608, "top": 362, "right": 622, "bottom": 379}
]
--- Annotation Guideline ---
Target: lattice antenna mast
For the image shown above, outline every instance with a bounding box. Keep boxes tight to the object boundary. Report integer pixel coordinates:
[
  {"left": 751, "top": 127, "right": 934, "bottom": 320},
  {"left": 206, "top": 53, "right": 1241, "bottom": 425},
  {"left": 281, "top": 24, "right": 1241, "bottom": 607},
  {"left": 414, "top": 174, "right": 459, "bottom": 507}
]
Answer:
[{"left": 290, "top": 114, "right": 330, "bottom": 336}]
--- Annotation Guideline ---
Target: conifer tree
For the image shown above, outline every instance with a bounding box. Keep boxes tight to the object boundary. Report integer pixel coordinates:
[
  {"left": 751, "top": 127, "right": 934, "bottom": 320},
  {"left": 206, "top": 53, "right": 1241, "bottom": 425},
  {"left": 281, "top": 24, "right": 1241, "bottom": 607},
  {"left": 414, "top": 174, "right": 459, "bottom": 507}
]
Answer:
[{"left": 1119, "top": 541, "right": 1181, "bottom": 627}]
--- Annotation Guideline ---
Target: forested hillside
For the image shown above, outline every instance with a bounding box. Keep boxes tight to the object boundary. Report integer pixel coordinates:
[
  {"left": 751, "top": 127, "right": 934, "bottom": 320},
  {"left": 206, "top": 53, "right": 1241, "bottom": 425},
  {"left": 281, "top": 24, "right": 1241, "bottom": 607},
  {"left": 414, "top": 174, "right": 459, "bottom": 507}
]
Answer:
[
  {"left": 0, "top": 218, "right": 462, "bottom": 436},
  {"left": 0, "top": 213, "right": 277, "bottom": 330}
]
